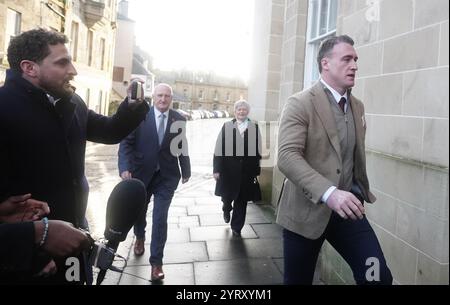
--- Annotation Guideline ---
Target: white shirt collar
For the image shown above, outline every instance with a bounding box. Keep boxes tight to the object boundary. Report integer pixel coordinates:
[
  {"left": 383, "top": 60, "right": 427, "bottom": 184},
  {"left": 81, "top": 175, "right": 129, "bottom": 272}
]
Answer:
[
  {"left": 320, "top": 79, "right": 348, "bottom": 104},
  {"left": 236, "top": 118, "right": 249, "bottom": 135},
  {"left": 154, "top": 107, "right": 169, "bottom": 118},
  {"left": 47, "top": 94, "right": 61, "bottom": 106}
]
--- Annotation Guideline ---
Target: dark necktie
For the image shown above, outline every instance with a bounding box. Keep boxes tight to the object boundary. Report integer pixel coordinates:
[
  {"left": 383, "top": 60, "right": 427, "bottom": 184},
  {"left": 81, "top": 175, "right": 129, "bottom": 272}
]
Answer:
[{"left": 338, "top": 97, "right": 346, "bottom": 113}]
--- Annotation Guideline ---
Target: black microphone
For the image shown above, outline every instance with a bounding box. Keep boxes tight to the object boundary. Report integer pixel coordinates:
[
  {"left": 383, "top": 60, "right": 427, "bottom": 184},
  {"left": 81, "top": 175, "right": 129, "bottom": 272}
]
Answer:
[
  {"left": 95, "top": 178, "right": 147, "bottom": 285},
  {"left": 104, "top": 178, "right": 147, "bottom": 249}
]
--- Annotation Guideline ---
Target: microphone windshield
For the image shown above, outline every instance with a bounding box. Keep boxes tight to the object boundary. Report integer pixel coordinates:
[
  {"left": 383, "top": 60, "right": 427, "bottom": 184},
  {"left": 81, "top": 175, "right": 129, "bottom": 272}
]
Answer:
[{"left": 104, "top": 179, "right": 146, "bottom": 244}]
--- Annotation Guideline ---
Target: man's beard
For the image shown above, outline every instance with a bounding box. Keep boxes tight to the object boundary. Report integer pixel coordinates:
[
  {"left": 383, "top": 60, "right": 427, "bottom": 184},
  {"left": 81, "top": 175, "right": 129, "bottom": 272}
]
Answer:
[{"left": 40, "top": 78, "right": 76, "bottom": 99}]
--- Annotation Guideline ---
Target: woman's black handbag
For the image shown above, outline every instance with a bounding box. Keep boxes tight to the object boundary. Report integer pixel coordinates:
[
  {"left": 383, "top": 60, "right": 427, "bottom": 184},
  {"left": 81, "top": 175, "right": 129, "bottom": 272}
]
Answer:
[{"left": 252, "top": 177, "right": 262, "bottom": 202}]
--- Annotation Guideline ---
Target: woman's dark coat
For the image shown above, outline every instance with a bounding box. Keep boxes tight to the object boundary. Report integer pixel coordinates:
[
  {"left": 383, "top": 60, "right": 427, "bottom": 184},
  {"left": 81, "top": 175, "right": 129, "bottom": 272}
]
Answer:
[{"left": 213, "top": 119, "right": 261, "bottom": 202}]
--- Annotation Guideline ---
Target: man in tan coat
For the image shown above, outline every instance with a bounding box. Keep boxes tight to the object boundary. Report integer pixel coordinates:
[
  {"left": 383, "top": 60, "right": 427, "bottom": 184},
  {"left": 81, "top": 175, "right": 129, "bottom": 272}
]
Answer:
[{"left": 277, "top": 35, "right": 392, "bottom": 285}]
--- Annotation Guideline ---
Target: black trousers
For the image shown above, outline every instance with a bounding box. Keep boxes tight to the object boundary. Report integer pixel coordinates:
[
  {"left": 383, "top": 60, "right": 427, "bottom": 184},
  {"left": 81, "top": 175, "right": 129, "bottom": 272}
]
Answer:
[
  {"left": 283, "top": 212, "right": 393, "bottom": 285},
  {"left": 222, "top": 191, "right": 247, "bottom": 233}
]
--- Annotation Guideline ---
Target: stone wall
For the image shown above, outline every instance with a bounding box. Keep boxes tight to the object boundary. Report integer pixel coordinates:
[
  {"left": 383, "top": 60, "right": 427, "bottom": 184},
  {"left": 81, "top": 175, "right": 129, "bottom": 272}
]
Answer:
[{"left": 250, "top": 0, "right": 449, "bottom": 285}]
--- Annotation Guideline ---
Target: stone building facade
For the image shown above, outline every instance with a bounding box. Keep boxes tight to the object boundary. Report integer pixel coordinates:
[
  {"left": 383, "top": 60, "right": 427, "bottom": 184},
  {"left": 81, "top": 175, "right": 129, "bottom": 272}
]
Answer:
[
  {"left": 249, "top": 0, "right": 448, "bottom": 284},
  {"left": 157, "top": 70, "right": 248, "bottom": 112}
]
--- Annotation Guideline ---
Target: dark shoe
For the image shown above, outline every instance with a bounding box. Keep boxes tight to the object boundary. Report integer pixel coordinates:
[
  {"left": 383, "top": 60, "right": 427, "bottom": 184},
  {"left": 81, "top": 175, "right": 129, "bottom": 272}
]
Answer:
[
  {"left": 151, "top": 265, "right": 165, "bottom": 281},
  {"left": 134, "top": 238, "right": 145, "bottom": 256},
  {"left": 223, "top": 210, "right": 231, "bottom": 223},
  {"left": 231, "top": 230, "right": 241, "bottom": 237}
]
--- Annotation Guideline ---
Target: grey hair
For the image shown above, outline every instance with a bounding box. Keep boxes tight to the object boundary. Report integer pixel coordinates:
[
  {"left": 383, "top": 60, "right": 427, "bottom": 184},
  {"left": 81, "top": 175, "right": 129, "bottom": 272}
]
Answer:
[
  {"left": 153, "top": 83, "right": 173, "bottom": 96},
  {"left": 234, "top": 99, "right": 250, "bottom": 111}
]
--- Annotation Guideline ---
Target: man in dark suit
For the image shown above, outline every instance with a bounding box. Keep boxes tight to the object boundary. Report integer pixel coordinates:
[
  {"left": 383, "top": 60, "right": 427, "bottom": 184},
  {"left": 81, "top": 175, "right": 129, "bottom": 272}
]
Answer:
[
  {"left": 0, "top": 28, "right": 149, "bottom": 284},
  {"left": 118, "top": 83, "right": 191, "bottom": 282},
  {"left": 277, "top": 35, "right": 392, "bottom": 285}
]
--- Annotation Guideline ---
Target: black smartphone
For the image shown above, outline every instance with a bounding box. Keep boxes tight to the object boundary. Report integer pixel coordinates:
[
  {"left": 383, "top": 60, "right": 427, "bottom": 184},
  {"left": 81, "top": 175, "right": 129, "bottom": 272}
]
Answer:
[{"left": 130, "top": 81, "right": 142, "bottom": 100}]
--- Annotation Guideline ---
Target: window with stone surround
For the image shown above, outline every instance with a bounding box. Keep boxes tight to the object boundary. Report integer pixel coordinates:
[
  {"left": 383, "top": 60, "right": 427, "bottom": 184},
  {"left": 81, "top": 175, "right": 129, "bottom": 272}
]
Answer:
[
  {"left": 113, "top": 66, "right": 124, "bottom": 82},
  {"left": 214, "top": 89, "right": 219, "bottom": 101},
  {"left": 70, "top": 21, "right": 79, "bottom": 62},
  {"left": 87, "top": 30, "right": 94, "bottom": 66},
  {"left": 304, "top": 0, "right": 338, "bottom": 87},
  {"left": 5, "top": 8, "right": 21, "bottom": 53},
  {"left": 100, "top": 38, "right": 106, "bottom": 70},
  {"left": 96, "top": 90, "right": 103, "bottom": 113}
]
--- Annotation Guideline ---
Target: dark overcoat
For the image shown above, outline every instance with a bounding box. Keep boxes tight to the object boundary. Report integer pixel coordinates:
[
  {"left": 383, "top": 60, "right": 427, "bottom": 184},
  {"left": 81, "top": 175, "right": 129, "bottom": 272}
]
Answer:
[
  {"left": 213, "top": 119, "right": 261, "bottom": 202},
  {"left": 0, "top": 70, "right": 149, "bottom": 282},
  {"left": 0, "top": 70, "right": 149, "bottom": 226}
]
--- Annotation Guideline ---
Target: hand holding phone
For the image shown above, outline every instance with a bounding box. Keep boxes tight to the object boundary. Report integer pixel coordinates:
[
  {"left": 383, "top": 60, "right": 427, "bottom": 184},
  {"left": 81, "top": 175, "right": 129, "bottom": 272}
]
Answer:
[{"left": 128, "top": 80, "right": 144, "bottom": 104}]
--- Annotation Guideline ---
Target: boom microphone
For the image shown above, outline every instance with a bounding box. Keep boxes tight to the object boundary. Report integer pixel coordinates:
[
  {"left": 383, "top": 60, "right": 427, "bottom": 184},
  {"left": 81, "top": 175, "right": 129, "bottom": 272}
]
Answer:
[{"left": 94, "top": 178, "right": 147, "bottom": 285}]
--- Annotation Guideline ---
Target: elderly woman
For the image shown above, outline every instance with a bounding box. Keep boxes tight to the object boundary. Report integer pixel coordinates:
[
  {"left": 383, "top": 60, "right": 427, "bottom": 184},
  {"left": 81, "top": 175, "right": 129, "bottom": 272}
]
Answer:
[{"left": 213, "top": 100, "right": 261, "bottom": 237}]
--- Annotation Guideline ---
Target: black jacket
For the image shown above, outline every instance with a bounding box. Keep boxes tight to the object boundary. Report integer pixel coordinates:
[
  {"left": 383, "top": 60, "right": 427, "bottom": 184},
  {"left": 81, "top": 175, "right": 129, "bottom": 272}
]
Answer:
[
  {"left": 0, "top": 222, "right": 34, "bottom": 277},
  {"left": 0, "top": 70, "right": 149, "bottom": 282},
  {"left": 213, "top": 119, "right": 261, "bottom": 201},
  {"left": 118, "top": 107, "right": 191, "bottom": 191},
  {"left": 0, "top": 70, "right": 149, "bottom": 227}
]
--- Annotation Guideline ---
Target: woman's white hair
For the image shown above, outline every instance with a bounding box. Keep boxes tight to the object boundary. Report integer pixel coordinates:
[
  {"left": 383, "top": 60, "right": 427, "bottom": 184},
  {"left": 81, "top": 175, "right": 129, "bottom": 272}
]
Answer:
[{"left": 234, "top": 99, "right": 250, "bottom": 111}]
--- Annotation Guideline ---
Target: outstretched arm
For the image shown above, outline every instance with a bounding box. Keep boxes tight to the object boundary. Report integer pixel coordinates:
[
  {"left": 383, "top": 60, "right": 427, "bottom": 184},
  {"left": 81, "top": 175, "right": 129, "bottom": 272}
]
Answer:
[{"left": 86, "top": 98, "right": 148, "bottom": 144}]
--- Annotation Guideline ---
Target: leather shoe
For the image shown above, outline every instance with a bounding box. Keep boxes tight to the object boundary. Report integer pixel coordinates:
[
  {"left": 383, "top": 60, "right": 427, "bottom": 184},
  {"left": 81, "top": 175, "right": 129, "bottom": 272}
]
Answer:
[
  {"left": 223, "top": 210, "right": 231, "bottom": 223},
  {"left": 151, "top": 265, "right": 165, "bottom": 281},
  {"left": 134, "top": 238, "right": 145, "bottom": 256}
]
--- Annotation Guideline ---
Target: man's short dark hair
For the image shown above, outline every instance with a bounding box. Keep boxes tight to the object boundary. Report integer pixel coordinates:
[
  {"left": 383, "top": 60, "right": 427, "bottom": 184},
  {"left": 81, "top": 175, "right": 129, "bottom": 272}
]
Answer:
[
  {"left": 317, "top": 35, "right": 354, "bottom": 73},
  {"left": 7, "top": 28, "right": 68, "bottom": 72}
]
